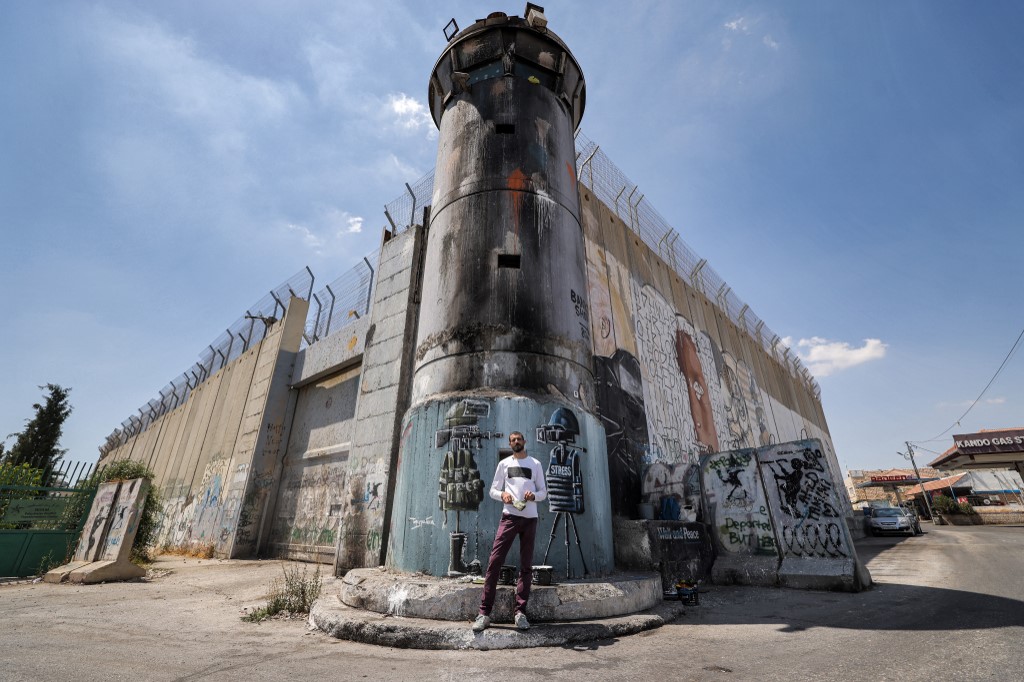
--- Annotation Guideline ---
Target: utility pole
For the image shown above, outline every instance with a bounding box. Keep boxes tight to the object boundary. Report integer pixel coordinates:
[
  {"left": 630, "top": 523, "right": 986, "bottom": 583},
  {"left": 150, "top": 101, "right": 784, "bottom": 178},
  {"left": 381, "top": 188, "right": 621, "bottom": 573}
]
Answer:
[{"left": 904, "top": 441, "right": 935, "bottom": 522}]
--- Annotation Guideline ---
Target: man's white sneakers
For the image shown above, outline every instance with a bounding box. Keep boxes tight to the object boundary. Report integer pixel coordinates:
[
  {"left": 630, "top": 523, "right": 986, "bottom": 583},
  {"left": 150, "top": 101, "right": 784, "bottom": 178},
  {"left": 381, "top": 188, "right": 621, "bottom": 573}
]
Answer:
[
  {"left": 514, "top": 612, "right": 530, "bottom": 630},
  {"left": 472, "top": 615, "right": 491, "bottom": 632}
]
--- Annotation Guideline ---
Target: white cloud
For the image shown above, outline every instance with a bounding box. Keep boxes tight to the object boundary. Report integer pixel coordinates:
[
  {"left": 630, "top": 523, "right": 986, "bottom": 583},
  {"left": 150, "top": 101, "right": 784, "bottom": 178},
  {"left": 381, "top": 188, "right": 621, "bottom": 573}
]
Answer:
[
  {"left": 284, "top": 208, "right": 364, "bottom": 255},
  {"left": 786, "top": 336, "right": 888, "bottom": 377},
  {"left": 346, "top": 216, "right": 363, "bottom": 234},
  {"left": 763, "top": 35, "right": 779, "bottom": 50},
  {"left": 325, "top": 208, "right": 364, "bottom": 235},
  {"left": 388, "top": 93, "right": 431, "bottom": 130},
  {"left": 724, "top": 17, "right": 749, "bottom": 33}
]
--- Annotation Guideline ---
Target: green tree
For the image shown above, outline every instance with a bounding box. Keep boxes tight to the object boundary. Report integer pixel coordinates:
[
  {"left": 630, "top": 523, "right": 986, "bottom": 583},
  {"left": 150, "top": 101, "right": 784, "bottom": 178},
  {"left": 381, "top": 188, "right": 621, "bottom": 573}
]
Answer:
[{"left": 2, "top": 384, "right": 73, "bottom": 472}]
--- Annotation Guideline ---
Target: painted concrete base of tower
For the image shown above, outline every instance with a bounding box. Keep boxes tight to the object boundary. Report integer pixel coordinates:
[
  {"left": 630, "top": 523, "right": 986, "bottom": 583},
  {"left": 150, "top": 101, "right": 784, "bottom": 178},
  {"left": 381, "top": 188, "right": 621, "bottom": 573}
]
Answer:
[{"left": 387, "top": 393, "right": 614, "bottom": 578}]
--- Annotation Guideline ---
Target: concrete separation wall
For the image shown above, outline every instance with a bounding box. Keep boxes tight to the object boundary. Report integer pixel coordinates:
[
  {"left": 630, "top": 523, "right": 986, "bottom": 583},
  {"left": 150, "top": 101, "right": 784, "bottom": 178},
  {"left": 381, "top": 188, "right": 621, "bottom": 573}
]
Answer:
[
  {"left": 579, "top": 185, "right": 847, "bottom": 533},
  {"left": 92, "top": 174, "right": 852, "bottom": 587},
  {"left": 334, "top": 226, "right": 425, "bottom": 573},
  {"left": 98, "top": 298, "right": 308, "bottom": 558}
]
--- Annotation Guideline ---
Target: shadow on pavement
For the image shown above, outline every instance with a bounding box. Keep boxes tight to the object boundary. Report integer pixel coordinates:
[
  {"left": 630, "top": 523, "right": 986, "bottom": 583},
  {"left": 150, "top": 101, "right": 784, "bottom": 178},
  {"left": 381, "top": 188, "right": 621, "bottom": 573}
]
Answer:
[{"left": 692, "top": 582, "right": 1024, "bottom": 632}]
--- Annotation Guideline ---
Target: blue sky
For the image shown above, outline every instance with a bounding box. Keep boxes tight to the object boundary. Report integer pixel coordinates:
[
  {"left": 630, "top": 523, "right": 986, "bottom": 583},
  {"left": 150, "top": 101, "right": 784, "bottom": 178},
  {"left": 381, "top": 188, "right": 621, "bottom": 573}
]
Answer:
[{"left": 2, "top": 1, "right": 1022, "bottom": 474}]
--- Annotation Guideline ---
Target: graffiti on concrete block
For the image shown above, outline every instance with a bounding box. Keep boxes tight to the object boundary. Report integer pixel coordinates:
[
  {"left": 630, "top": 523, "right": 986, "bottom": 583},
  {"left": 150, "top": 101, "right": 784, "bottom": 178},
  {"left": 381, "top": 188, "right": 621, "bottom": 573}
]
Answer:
[
  {"left": 538, "top": 406, "right": 591, "bottom": 577},
  {"left": 75, "top": 482, "right": 119, "bottom": 562},
  {"left": 757, "top": 440, "right": 850, "bottom": 559},
  {"left": 702, "top": 448, "right": 777, "bottom": 556}
]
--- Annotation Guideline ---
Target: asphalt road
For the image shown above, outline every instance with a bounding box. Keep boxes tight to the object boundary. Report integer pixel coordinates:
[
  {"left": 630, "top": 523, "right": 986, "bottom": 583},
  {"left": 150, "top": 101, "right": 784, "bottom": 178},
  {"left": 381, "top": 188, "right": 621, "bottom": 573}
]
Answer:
[{"left": 2, "top": 524, "right": 1022, "bottom": 681}]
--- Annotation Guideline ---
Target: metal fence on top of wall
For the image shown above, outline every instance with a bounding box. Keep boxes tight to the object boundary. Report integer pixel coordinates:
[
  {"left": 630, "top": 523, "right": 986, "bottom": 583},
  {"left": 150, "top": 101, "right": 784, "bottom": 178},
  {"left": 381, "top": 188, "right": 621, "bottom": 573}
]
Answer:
[
  {"left": 382, "top": 131, "right": 820, "bottom": 398},
  {"left": 302, "top": 253, "right": 378, "bottom": 347},
  {"left": 100, "top": 254, "right": 379, "bottom": 458}
]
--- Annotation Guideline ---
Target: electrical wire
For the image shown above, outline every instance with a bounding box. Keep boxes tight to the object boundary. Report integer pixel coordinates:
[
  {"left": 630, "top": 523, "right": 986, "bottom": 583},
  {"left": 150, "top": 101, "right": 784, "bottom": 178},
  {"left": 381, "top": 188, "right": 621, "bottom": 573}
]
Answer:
[{"left": 912, "top": 325, "right": 1024, "bottom": 444}]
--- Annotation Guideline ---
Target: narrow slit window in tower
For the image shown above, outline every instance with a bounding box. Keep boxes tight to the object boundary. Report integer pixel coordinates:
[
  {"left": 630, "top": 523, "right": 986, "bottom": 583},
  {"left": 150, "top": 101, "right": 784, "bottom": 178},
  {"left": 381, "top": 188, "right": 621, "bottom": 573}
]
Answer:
[{"left": 497, "top": 253, "right": 521, "bottom": 269}]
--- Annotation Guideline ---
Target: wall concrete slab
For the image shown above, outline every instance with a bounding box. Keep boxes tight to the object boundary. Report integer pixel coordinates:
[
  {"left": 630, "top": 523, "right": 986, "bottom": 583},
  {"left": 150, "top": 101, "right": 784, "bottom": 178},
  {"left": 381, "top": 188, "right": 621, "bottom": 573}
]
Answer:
[
  {"left": 701, "top": 448, "right": 780, "bottom": 586},
  {"left": 756, "top": 439, "right": 868, "bottom": 591}
]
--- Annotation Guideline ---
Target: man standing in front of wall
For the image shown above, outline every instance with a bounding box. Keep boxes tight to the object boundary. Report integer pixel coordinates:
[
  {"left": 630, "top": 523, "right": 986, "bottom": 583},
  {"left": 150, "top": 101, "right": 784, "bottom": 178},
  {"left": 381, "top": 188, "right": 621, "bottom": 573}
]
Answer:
[{"left": 473, "top": 431, "right": 547, "bottom": 632}]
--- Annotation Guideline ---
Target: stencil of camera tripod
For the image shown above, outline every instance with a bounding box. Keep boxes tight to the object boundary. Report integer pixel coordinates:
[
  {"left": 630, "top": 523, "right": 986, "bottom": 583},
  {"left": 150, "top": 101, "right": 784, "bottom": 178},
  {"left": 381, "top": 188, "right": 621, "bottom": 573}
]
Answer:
[{"left": 538, "top": 408, "right": 590, "bottom": 580}]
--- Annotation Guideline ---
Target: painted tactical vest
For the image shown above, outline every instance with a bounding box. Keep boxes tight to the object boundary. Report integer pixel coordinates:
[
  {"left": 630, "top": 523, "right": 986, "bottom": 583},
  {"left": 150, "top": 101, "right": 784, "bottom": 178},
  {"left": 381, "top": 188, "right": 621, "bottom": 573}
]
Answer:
[
  {"left": 547, "top": 447, "right": 585, "bottom": 514},
  {"left": 438, "top": 448, "right": 485, "bottom": 511}
]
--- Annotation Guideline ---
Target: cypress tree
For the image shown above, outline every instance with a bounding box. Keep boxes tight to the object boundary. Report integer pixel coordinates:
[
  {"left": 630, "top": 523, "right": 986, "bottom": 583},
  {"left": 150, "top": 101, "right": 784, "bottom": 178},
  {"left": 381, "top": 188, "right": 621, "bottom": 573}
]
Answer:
[{"left": 3, "top": 384, "right": 73, "bottom": 471}]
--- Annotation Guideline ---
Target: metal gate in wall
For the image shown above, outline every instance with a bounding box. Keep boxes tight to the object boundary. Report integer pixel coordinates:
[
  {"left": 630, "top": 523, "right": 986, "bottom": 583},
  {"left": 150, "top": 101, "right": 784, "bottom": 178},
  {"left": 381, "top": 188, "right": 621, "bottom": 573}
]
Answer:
[{"left": 0, "top": 461, "right": 98, "bottom": 578}]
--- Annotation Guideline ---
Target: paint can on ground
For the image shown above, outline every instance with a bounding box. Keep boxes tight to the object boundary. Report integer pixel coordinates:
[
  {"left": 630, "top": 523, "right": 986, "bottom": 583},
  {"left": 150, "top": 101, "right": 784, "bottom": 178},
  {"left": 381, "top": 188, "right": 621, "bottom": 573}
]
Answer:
[
  {"left": 532, "top": 565, "right": 554, "bottom": 586},
  {"left": 499, "top": 565, "right": 518, "bottom": 585}
]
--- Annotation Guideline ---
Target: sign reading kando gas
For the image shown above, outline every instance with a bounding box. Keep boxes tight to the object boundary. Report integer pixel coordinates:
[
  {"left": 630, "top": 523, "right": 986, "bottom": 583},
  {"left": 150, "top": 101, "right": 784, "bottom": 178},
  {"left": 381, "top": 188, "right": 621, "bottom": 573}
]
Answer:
[{"left": 953, "top": 429, "right": 1024, "bottom": 455}]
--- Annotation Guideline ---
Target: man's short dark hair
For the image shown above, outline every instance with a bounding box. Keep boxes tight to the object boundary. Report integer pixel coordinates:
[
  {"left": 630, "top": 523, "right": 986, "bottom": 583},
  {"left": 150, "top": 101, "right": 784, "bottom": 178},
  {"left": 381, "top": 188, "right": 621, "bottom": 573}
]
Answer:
[{"left": 509, "top": 431, "right": 525, "bottom": 440}]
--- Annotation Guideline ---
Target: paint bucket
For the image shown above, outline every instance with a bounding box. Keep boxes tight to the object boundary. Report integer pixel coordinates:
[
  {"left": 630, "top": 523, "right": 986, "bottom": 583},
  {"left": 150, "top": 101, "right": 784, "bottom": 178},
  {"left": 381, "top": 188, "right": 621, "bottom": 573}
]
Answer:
[
  {"left": 499, "top": 565, "right": 518, "bottom": 585},
  {"left": 532, "top": 565, "right": 553, "bottom": 586},
  {"left": 681, "top": 505, "right": 697, "bottom": 523}
]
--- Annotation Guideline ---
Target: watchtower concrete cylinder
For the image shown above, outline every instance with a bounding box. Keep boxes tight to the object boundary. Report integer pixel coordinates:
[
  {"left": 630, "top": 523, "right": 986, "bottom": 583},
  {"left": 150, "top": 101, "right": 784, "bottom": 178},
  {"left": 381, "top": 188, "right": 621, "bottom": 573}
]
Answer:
[
  {"left": 386, "top": 10, "right": 613, "bottom": 579},
  {"left": 413, "top": 11, "right": 592, "bottom": 406}
]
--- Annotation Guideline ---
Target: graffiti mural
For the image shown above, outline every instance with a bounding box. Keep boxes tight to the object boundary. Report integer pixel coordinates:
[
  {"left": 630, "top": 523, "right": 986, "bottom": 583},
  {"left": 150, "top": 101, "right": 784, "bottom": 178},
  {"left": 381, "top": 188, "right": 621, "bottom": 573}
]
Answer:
[
  {"left": 593, "top": 350, "right": 649, "bottom": 517},
  {"left": 267, "top": 453, "right": 348, "bottom": 561},
  {"left": 702, "top": 448, "right": 777, "bottom": 556},
  {"left": 719, "top": 351, "right": 772, "bottom": 449},
  {"left": 757, "top": 439, "right": 851, "bottom": 559},
  {"left": 74, "top": 481, "right": 119, "bottom": 562},
  {"left": 387, "top": 396, "right": 615, "bottom": 578},
  {"left": 633, "top": 284, "right": 696, "bottom": 465},
  {"left": 540, "top": 407, "right": 585, "bottom": 514},
  {"left": 538, "top": 406, "right": 590, "bottom": 578},
  {"left": 98, "top": 478, "right": 150, "bottom": 562},
  {"left": 435, "top": 400, "right": 494, "bottom": 513},
  {"left": 675, "top": 318, "right": 720, "bottom": 456},
  {"left": 435, "top": 399, "right": 500, "bottom": 576}
]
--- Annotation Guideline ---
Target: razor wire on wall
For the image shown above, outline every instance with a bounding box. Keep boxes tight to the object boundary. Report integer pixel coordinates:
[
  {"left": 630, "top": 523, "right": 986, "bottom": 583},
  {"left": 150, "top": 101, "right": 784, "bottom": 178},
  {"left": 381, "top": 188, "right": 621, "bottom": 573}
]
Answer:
[
  {"left": 100, "top": 255, "right": 378, "bottom": 458},
  {"left": 381, "top": 131, "right": 819, "bottom": 398},
  {"left": 303, "top": 254, "right": 377, "bottom": 347}
]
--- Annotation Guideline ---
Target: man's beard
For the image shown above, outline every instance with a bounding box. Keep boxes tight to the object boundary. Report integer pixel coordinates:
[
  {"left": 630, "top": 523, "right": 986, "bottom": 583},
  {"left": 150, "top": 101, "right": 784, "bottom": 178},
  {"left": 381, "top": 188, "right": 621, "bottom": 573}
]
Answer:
[{"left": 511, "top": 443, "right": 525, "bottom": 453}]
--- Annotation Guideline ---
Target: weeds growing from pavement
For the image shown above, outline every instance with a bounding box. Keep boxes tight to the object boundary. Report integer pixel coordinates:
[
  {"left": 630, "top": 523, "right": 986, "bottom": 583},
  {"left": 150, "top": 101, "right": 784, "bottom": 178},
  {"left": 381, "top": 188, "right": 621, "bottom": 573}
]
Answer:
[{"left": 242, "top": 563, "right": 322, "bottom": 622}]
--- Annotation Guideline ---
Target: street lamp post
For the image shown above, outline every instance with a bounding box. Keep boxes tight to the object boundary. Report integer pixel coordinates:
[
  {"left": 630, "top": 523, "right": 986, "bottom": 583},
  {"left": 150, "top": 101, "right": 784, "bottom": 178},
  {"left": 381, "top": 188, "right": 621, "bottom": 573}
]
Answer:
[{"left": 901, "top": 442, "right": 935, "bottom": 522}]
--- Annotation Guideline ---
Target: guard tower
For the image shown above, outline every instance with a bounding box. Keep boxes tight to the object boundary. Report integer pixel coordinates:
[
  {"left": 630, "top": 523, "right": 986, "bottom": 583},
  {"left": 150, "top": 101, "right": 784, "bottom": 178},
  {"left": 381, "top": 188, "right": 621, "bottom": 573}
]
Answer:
[{"left": 386, "top": 5, "right": 614, "bottom": 579}]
